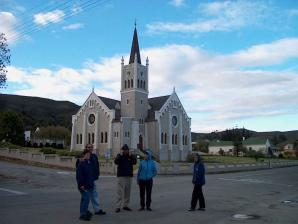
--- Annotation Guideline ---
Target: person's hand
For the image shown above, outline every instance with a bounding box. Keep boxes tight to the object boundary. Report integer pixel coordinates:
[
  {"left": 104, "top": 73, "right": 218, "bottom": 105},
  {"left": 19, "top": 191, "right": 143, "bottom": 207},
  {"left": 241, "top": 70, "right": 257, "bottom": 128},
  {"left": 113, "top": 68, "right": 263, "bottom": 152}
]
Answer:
[{"left": 80, "top": 186, "right": 85, "bottom": 191}]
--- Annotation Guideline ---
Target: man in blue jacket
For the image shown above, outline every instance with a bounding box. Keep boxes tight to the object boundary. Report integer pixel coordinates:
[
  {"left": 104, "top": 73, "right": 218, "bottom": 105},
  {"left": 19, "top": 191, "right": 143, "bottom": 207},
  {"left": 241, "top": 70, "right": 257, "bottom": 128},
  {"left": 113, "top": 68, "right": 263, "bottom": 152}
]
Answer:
[
  {"left": 86, "top": 144, "right": 106, "bottom": 215},
  {"left": 188, "top": 153, "right": 206, "bottom": 211},
  {"left": 137, "top": 150, "right": 157, "bottom": 211},
  {"left": 76, "top": 150, "right": 94, "bottom": 221}
]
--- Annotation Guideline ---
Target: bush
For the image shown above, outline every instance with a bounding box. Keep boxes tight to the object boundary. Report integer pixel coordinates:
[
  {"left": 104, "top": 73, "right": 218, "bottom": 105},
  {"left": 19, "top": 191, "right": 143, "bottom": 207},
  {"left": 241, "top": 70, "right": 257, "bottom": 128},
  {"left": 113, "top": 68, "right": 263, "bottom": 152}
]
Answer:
[
  {"left": 33, "top": 142, "right": 38, "bottom": 148},
  {"left": 40, "top": 148, "right": 56, "bottom": 154},
  {"left": 57, "top": 150, "right": 82, "bottom": 157},
  {"left": 39, "top": 143, "right": 43, "bottom": 148},
  {"left": 45, "top": 142, "right": 50, "bottom": 147},
  {"left": 186, "top": 153, "right": 194, "bottom": 162},
  {"left": 51, "top": 143, "right": 57, "bottom": 148},
  {"left": 56, "top": 144, "right": 64, "bottom": 149}
]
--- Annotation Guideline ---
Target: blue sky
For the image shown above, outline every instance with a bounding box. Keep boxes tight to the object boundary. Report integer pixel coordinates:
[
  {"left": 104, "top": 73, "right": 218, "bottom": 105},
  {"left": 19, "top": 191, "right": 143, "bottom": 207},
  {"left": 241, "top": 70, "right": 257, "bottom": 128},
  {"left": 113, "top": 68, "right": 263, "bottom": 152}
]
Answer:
[{"left": 1, "top": 0, "right": 298, "bottom": 132}]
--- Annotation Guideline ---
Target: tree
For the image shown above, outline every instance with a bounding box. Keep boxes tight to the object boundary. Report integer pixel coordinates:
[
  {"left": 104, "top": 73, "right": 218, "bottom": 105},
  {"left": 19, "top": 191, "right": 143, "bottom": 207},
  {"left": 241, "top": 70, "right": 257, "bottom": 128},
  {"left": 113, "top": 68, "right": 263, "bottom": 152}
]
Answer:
[
  {"left": 0, "top": 111, "right": 24, "bottom": 145},
  {"left": 0, "top": 33, "right": 10, "bottom": 88},
  {"left": 195, "top": 139, "right": 209, "bottom": 153}
]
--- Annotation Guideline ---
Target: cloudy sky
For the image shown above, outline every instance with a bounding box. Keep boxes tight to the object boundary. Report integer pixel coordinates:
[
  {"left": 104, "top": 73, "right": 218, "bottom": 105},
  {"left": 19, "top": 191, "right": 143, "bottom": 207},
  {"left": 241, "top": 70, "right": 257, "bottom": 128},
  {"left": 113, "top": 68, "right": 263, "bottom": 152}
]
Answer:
[{"left": 1, "top": 0, "right": 298, "bottom": 132}]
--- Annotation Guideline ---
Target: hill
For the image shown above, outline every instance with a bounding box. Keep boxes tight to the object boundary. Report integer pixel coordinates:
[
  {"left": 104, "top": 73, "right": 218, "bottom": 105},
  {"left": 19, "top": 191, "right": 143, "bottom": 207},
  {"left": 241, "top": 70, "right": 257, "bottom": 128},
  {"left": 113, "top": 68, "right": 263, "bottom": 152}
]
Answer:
[{"left": 0, "top": 94, "right": 80, "bottom": 129}]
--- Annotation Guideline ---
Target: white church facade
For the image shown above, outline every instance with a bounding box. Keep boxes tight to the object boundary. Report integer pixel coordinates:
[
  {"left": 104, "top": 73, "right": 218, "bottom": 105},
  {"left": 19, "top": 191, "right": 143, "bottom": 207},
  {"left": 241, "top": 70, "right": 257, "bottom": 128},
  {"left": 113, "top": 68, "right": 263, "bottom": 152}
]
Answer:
[{"left": 70, "top": 27, "right": 192, "bottom": 161}]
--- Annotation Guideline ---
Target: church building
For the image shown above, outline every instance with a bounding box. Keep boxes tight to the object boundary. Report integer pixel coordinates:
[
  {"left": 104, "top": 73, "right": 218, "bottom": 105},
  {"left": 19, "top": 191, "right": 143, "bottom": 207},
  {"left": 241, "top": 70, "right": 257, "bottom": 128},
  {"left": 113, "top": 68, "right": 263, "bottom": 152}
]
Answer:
[{"left": 70, "top": 27, "right": 192, "bottom": 161}]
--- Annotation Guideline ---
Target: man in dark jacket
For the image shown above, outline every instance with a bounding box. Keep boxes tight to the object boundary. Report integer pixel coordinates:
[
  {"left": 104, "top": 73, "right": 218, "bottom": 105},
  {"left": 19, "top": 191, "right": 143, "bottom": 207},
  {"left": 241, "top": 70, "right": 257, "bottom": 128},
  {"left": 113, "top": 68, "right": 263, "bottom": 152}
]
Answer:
[
  {"left": 188, "top": 153, "right": 206, "bottom": 211},
  {"left": 114, "top": 144, "right": 137, "bottom": 213},
  {"left": 86, "top": 144, "right": 106, "bottom": 215},
  {"left": 76, "top": 150, "right": 94, "bottom": 221}
]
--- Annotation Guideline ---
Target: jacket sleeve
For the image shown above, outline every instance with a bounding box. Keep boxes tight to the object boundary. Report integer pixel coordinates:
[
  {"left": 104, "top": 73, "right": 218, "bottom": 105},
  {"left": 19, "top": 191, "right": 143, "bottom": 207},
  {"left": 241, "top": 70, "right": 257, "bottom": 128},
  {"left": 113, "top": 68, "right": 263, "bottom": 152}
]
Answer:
[
  {"left": 130, "top": 155, "right": 137, "bottom": 165},
  {"left": 77, "top": 163, "right": 85, "bottom": 188},
  {"left": 152, "top": 161, "right": 157, "bottom": 177},
  {"left": 114, "top": 154, "right": 121, "bottom": 165}
]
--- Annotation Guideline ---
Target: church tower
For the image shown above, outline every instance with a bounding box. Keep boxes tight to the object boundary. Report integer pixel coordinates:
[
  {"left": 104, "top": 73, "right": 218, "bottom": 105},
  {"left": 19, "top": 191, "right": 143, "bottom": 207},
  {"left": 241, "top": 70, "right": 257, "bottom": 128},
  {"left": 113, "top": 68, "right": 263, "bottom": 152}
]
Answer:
[{"left": 121, "top": 26, "right": 149, "bottom": 123}]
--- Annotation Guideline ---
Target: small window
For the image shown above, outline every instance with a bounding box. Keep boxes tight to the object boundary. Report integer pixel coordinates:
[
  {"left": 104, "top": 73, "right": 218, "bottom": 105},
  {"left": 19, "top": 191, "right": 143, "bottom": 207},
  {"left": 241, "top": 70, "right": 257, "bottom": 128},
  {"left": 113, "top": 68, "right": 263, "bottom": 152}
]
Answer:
[
  {"left": 92, "top": 133, "right": 94, "bottom": 144},
  {"left": 143, "top": 81, "right": 146, "bottom": 89},
  {"left": 140, "top": 80, "right": 143, "bottom": 89},
  {"left": 175, "top": 134, "right": 178, "bottom": 145},
  {"left": 128, "top": 80, "right": 130, "bottom": 88},
  {"left": 131, "top": 79, "right": 133, "bottom": 88},
  {"left": 141, "top": 72, "right": 143, "bottom": 76},
  {"left": 125, "top": 80, "right": 127, "bottom": 89},
  {"left": 101, "top": 132, "right": 104, "bottom": 143},
  {"left": 127, "top": 99, "right": 129, "bottom": 104},
  {"left": 172, "top": 134, "right": 174, "bottom": 144},
  {"left": 105, "top": 132, "right": 108, "bottom": 143},
  {"left": 137, "top": 79, "right": 140, "bottom": 88},
  {"left": 161, "top": 133, "right": 164, "bottom": 144},
  {"left": 164, "top": 133, "right": 167, "bottom": 144},
  {"left": 76, "top": 134, "right": 79, "bottom": 144},
  {"left": 141, "top": 99, "right": 143, "bottom": 104},
  {"left": 80, "top": 134, "right": 82, "bottom": 144}
]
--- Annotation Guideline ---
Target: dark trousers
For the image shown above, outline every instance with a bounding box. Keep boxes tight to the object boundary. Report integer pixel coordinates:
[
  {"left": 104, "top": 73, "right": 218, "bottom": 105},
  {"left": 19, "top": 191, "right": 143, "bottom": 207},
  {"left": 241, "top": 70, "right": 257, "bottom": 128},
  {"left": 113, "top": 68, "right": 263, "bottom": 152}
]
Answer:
[
  {"left": 191, "top": 184, "right": 205, "bottom": 209},
  {"left": 138, "top": 179, "right": 153, "bottom": 208}
]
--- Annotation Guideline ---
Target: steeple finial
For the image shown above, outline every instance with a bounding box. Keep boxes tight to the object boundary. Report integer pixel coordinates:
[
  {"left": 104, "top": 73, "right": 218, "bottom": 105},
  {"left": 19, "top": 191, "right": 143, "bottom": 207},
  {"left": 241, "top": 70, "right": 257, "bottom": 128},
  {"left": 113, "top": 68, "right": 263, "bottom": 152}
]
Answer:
[
  {"left": 134, "top": 18, "right": 137, "bottom": 28},
  {"left": 129, "top": 24, "right": 141, "bottom": 64}
]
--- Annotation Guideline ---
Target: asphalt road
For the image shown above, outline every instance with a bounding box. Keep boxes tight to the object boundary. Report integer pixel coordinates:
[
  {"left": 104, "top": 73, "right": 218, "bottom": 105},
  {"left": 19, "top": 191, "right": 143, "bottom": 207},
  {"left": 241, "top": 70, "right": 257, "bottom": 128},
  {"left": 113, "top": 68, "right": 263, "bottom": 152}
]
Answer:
[{"left": 0, "top": 160, "right": 297, "bottom": 224}]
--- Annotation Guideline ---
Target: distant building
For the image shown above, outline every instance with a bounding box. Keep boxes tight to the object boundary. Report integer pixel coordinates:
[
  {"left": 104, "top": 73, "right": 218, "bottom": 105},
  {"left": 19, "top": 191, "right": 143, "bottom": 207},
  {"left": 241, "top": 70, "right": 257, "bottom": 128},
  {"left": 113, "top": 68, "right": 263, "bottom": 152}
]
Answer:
[{"left": 70, "top": 26, "right": 192, "bottom": 161}]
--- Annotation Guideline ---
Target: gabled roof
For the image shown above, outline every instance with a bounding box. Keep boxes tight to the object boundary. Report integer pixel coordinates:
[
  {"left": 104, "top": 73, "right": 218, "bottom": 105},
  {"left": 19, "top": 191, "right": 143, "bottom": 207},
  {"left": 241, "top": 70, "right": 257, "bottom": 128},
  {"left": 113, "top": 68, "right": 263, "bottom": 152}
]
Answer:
[
  {"left": 129, "top": 27, "right": 141, "bottom": 64},
  {"left": 209, "top": 141, "right": 234, "bottom": 147},
  {"left": 147, "top": 95, "right": 170, "bottom": 121},
  {"left": 243, "top": 137, "right": 268, "bottom": 146},
  {"left": 98, "top": 96, "right": 120, "bottom": 109}
]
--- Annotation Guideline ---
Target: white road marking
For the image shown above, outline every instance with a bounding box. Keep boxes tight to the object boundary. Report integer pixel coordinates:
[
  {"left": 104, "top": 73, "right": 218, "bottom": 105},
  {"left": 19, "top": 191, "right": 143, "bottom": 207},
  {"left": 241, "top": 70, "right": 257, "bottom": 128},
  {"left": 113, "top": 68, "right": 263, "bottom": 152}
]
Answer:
[
  {"left": 0, "top": 188, "right": 27, "bottom": 195},
  {"left": 218, "top": 177, "right": 293, "bottom": 187}
]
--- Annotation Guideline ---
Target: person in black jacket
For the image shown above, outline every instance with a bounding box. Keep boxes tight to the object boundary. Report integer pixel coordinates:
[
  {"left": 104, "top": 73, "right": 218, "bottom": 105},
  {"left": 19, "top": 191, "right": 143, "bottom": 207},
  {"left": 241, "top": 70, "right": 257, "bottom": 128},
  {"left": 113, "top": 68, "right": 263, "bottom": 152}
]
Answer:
[
  {"left": 114, "top": 144, "right": 137, "bottom": 213},
  {"left": 86, "top": 144, "right": 106, "bottom": 215},
  {"left": 76, "top": 150, "right": 94, "bottom": 221},
  {"left": 188, "top": 153, "right": 206, "bottom": 211}
]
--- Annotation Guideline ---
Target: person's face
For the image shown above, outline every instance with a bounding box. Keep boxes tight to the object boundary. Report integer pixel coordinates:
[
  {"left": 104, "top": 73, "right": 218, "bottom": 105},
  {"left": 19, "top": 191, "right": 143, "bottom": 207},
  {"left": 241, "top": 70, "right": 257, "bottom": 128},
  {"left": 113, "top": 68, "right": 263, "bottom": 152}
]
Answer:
[
  {"left": 194, "top": 155, "right": 199, "bottom": 162},
  {"left": 86, "top": 144, "right": 93, "bottom": 152},
  {"left": 123, "top": 149, "right": 129, "bottom": 155},
  {"left": 144, "top": 154, "right": 148, "bottom": 160}
]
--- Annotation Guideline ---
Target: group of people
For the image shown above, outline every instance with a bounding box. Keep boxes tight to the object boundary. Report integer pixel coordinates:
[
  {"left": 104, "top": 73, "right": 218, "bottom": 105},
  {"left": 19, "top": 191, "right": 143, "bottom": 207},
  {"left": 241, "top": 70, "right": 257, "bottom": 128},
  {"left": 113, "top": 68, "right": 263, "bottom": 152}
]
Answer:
[{"left": 76, "top": 144, "right": 205, "bottom": 221}]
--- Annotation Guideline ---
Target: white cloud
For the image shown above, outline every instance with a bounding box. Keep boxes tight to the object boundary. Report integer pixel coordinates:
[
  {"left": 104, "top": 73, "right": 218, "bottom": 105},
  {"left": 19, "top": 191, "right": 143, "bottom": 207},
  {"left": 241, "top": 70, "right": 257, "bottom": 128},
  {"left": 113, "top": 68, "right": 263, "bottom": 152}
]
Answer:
[
  {"left": 34, "top": 10, "right": 65, "bottom": 26},
  {"left": 6, "top": 38, "right": 298, "bottom": 132},
  {"left": 63, "top": 23, "right": 84, "bottom": 30},
  {"left": 0, "top": 11, "right": 18, "bottom": 43},
  {"left": 169, "top": 0, "right": 185, "bottom": 7},
  {"left": 147, "top": 0, "right": 268, "bottom": 33}
]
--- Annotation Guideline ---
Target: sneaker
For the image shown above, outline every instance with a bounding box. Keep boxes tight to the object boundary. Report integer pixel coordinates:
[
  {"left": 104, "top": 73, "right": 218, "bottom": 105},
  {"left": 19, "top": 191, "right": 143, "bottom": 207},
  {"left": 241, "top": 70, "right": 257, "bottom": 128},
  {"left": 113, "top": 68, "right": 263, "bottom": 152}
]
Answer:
[
  {"left": 146, "top": 207, "right": 152, "bottom": 211},
  {"left": 188, "top": 208, "right": 196, "bottom": 212},
  {"left": 79, "top": 215, "right": 91, "bottom": 221},
  {"left": 138, "top": 207, "right": 145, "bottom": 211},
  {"left": 122, "top": 207, "right": 132, "bottom": 211},
  {"left": 86, "top": 211, "right": 93, "bottom": 217},
  {"left": 95, "top": 209, "right": 106, "bottom": 215},
  {"left": 198, "top": 208, "right": 205, "bottom": 211},
  {"left": 115, "top": 208, "right": 121, "bottom": 213}
]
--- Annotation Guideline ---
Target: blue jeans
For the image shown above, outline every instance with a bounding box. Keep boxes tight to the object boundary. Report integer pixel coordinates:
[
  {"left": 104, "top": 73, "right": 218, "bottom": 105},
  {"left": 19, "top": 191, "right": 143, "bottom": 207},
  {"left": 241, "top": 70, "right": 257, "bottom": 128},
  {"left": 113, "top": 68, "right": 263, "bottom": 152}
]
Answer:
[
  {"left": 79, "top": 189, "right": 92, "bottom": 217},
  {"left": 90, "top": 182, "right": 100, "bottom": 212}
]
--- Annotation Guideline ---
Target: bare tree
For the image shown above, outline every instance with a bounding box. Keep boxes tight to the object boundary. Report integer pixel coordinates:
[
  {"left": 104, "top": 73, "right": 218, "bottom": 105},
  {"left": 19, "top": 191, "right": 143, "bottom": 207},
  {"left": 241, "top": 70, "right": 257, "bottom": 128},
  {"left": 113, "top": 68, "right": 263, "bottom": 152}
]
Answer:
[{"left": 0, "top": 33, "right": 10, "bottom": 88}]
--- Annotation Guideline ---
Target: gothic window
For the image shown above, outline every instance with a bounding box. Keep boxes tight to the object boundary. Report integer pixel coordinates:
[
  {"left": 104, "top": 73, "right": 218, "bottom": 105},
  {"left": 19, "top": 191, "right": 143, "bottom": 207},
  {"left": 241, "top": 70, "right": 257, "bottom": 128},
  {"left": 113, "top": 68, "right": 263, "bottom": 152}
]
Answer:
[
  {"left": 127, "top": 99, "right": 129, "bottom": 104},
  {"left": 182, "top": 135, "right": 185, "bottom": 145},
  {"left": 175, "top": 134, "right": 178, "bottom": 145},
  {"left": 137, "top": 79, "right": 140, "bottom": 88},
  {"left": 88, "top": 133, "right": 91, "bottom": 144},
  {"left": 172, "top": 134, "right": 174, "bottom": 144},
  {"left": 185, "top": 135, "right": 188, "bottom": 145},
  {"left": 92, "top": 133, "right": 94, "bottom": 144},
  {"left": 125, "top": 80, "right": 127, "bottom": 89},
  {"left": 161, "top": 133, "right": 164, "bottom": 144},
  {"left": 128, "top": 80, "right": 130, "bottom": 88},
  {"left": 141, "top": 99, "right": 143, "bottom": 104},
  {"left": 164, "top": 133, "right": 167, "bottom": 144},
  {"left": 105, "top": 132, "right": 108, "bottom": 143},
  {"left": 76, "top": 134, "right": 79, "bottom": 144},
  {"left": 128, "top": 132, "right": 130, "bottom": 137},
  {"left": 101, "top": 132, "right": 104, "bottom": 143},
  {"left": 131, "top": 79, "right": 133, "bottom": 88},
  {"left": 140, "top": 80, "right": 143, "bottom": 89},
  {"left": 143, "top": 81, "right": 146, "bottom": 89},
  {"left": 80, "top": 134, "right": 82, "bottom": 144}
]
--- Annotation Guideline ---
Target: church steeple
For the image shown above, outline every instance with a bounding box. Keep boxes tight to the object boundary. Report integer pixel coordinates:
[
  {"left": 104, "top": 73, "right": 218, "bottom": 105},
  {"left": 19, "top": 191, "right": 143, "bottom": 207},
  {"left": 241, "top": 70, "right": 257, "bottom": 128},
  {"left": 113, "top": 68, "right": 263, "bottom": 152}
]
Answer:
[{"left": 129, "top": 26, "right": 141, "bottom": 64}]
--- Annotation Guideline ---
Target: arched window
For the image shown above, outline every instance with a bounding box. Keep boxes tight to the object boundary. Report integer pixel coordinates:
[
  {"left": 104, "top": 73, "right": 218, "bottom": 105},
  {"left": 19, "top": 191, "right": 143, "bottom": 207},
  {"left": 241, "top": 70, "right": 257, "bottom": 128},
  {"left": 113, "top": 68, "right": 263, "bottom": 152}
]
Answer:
[
  {"left": 185, "top": 135, "right": 188, "bottom": 145},
  {"left": 80, "top": 134, "right": 82, "bottom": 144},
  {"left": 175, "top": 134, "right": 178, "bottom": 145},
  {"left": 128, "top": 80, "right": 130, "bottom": 88},
  {"left": 88, "top": 133, "right": 91, "bottom": 144},
  {"left": 101, "top": 132, "right": 104, "bottom": 143},
  {"left": 76, "top": 134, "right": 79, "bottom": 144},
  {"left": 164, "top": 133, "right": 167, "bottom": 144},
  {"left": 140, "top": 80, "right": 143, "bottom": 89},
  {"left": 143, "top": 81, "right": 146, "bottom": 89},
  {"left": 131, "top": 79, "right": 133, "bottom": 88},
  {"left": 161, "top": 133, "right": 164, "bottom": 144},
  {"left": 92, "top": 133, "right": 94, "bottom": 144},
  {"left": 137, "top": 79, "right": 140, "bottom": 88},
  {"left": 172, "top": 134, "right": 174, "bottom": 144},
  {"left": 105, "top": 132, "right": 108, "bottom": 143},
  {"left": 125, "top": 80, "right": 127, "bottom": 89}
]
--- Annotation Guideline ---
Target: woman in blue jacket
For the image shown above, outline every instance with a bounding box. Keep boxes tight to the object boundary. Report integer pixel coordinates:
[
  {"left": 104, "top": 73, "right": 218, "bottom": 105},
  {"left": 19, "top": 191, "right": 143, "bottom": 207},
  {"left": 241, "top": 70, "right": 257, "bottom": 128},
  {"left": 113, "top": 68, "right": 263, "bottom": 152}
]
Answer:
[
  {"left": 188, "top": 153, "right": 206, "bottom": 211},
  {"left": 137, "top": 150, "right": 157, "bottom": 211}
]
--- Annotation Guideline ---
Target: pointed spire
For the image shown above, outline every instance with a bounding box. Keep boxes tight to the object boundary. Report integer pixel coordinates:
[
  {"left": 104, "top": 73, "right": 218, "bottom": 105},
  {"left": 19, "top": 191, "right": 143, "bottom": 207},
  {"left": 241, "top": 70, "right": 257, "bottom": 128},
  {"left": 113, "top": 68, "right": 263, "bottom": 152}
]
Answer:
[{"left": 129, "top": 25, "right": 141, "bottom": 64}]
